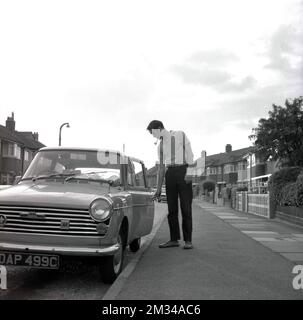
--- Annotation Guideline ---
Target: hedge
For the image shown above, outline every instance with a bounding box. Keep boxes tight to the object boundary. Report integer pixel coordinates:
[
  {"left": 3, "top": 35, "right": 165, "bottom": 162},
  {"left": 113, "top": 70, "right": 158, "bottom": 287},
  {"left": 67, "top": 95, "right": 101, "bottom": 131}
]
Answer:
[
  {"left": 268, "top": 167, "right": 302, "bottom": 205},
  {"left": 269, "top": 167, "right": 303, "bottom": 207},
  {"left": 296, "top": 173, "right": 303, "bottom": 206},
  {"left": 202, "top": 180, "right": 215, "bottom": 192},
  {"left": 236, "top": 186, "right": 248, "bottom": 192},
  {"left": 280, "top": 182, "right": 297, "bottom": 206}
]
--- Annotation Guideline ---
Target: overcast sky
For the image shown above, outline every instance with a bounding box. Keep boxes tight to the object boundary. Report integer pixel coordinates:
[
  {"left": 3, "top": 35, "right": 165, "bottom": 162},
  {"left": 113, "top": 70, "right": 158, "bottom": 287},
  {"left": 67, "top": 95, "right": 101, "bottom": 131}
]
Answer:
[{"left": 0, "top": 0, "right": 302, "bottom": 168}]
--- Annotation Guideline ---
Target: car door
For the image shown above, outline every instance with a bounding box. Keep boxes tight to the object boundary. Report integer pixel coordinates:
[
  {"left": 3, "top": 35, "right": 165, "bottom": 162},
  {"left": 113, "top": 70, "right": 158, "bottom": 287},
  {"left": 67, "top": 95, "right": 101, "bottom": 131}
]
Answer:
[{"left": 127, "top": 159, "right": 154, "bottom": 239}]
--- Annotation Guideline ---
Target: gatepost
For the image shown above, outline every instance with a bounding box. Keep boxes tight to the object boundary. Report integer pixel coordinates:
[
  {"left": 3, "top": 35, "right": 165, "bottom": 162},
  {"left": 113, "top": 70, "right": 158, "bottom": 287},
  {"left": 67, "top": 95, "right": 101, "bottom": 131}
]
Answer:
[
  {"left": 268, "top": 191, "right": 276, "bottom": 219},
  {"left": 244, "top": 191, "right": 248, "bottom": 212}
]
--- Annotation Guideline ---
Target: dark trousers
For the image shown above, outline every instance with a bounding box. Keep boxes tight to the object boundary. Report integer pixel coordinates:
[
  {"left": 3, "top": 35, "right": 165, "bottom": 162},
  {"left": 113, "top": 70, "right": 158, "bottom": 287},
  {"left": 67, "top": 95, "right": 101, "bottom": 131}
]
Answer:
[{"left": 165, "top": 165, "right": 193, "bottom": 242}]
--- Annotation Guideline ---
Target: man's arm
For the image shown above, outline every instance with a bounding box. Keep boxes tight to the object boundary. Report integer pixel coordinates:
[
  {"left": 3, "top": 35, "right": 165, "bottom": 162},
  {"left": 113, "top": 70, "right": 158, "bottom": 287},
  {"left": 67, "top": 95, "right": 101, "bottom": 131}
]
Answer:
[
  {"left": 183, "top": 132, "right": 194, "bottom": 165},
  {"left": 156, "top": 164, "right": 165, "bottom": 193},
  {"left": 152, "top": 164, "right": 165, "bottom": 200},
  {"left": 153, "top": 138, "right": 165, "bottom": 200},
  {"left": 183, "top": 132, "right": 197, "bottom": 181}
]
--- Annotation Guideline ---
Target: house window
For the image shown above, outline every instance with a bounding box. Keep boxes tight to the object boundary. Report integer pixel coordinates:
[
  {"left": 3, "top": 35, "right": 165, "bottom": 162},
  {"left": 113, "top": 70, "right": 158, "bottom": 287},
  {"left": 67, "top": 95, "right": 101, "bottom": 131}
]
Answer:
[
  {"left": 16, "top": 145, "right": 21, "bottom": 159},
  {"left": 24, "top": 150, "right": 30, "bottom": 161},
  {"left": 209, "top": 167, "right": 217, "bottom": 175},
  {"left": 2, "top": 142, "right": 21, "bottom": 159},
  {"left": 223, "top": 165, "right": 229, "bottom": 174},
  {"left": 224, "top": 164, "right": 237, "bottom": 174},
  {"left": 238, "top": 162, "right": 247, "bottom": 170}
]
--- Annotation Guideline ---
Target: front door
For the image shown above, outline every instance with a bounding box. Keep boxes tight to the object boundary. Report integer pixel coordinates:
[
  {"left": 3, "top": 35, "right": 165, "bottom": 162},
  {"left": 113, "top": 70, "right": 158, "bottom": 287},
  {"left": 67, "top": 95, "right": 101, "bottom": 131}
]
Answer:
[{"left": 127, "top": 160, "right": 154, "bottom": 239}]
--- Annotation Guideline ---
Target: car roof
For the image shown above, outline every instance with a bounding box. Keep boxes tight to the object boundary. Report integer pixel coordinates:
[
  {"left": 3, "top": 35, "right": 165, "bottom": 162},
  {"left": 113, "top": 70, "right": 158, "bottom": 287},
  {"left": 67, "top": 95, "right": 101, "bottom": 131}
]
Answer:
[{"left": 38, "top": 147, "right": 144, "bottom": 164}]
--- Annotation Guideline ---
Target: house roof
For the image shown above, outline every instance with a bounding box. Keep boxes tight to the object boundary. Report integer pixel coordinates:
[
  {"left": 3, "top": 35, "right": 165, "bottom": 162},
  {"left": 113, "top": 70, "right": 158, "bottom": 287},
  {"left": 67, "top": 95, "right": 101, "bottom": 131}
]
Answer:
[
  {"left": 15, "top": 132, "right": 45, "bottom": 150},
  {"left": 0, "top": 125, "right": 45, "bottom": 150},
  {"left": 205, "top": 146, "right": 255, "bottom": 167},
  {"left": 146, "top": 165, "right": 158, "bottom": 176},
  {"left": 0, "top": 124, "right": 21, "bottom": 143}
]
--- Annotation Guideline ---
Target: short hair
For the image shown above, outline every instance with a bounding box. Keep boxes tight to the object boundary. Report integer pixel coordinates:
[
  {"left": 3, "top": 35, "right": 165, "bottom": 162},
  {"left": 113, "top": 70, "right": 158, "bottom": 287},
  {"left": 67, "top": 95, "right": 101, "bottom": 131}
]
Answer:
[{"left": 146, "top": 120, "right": 164, "bottom": 132}]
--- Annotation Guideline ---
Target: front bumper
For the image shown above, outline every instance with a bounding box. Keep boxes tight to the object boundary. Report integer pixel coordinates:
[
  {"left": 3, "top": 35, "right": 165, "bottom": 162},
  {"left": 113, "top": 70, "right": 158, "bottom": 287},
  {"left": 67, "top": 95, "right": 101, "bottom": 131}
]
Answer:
[{"left": 0, "top": 242, "right": 121, "bottom": 257}]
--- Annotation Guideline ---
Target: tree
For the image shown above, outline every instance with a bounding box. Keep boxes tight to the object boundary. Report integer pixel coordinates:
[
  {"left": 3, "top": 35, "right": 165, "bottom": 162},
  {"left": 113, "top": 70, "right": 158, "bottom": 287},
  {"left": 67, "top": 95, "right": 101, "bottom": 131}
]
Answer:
[
  {"left": 202, "top": 180, "right": 215, "bottom": 192},
  {"left": 249, "top": 96, "right": 303, "bottom": 167}
]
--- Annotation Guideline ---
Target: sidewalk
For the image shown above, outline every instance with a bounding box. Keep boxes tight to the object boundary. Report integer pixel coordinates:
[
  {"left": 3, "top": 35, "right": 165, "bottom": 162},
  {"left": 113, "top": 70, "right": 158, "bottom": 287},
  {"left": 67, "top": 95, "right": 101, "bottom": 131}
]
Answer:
[{"left": 112, "top": 200, "right": 303, "bottom": 300}]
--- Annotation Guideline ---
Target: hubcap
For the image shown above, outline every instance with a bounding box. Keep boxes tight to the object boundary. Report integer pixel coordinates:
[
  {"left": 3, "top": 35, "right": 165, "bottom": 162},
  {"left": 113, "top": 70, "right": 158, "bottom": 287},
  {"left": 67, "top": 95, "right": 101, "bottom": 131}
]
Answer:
[{"left": 113, "top": 234, "right": 123, "bottom": 274}]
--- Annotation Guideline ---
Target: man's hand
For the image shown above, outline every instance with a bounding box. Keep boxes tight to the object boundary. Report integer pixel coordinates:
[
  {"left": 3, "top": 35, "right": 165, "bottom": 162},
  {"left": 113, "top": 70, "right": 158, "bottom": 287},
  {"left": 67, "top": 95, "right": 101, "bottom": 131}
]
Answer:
[
  {"left": 152, "top": 190, "right": 161, "bottom": 201},
  {"left": 187, "top": 160, "right": 197, "bottom": 168},
  {"left": 153, "top": 164, "right": 165, "bottom": 201}
]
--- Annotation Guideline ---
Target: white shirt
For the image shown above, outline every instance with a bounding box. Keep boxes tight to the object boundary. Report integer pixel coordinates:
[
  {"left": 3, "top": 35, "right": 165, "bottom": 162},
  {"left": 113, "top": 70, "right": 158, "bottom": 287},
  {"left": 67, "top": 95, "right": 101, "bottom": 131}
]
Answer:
[{"left": 157, "top": 130, "right": 194, "bottom": 167}]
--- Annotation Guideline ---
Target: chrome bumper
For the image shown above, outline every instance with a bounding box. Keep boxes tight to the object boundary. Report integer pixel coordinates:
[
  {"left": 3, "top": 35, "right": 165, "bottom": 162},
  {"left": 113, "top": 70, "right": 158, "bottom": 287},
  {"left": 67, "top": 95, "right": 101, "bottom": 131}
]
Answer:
[{"left": 0, "top": 242, "right": 120, "bottom": 256}]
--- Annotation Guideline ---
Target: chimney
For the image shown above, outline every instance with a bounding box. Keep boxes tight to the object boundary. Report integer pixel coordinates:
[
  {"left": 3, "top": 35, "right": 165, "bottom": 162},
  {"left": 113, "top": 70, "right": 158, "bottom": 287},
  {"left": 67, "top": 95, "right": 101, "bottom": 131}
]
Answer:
[
  {"left": 201, "top": 150, "right": 206, "bottom": 158},
  {"left": 33, "top": 132, "right": 39, "bottom": 141},
  {"left": 6, "top": 112, "right": 15, "bottom": 131},
  {"left": 225, "top": 144, "right": 232, "bottom": 153}
]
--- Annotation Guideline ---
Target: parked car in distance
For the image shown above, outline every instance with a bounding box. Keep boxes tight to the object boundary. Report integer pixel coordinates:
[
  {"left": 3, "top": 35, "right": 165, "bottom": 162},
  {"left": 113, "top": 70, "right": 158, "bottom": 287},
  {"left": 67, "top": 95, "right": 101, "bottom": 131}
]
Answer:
[{"left": 0, "top": 147, "right": 154, "bottom": 283}]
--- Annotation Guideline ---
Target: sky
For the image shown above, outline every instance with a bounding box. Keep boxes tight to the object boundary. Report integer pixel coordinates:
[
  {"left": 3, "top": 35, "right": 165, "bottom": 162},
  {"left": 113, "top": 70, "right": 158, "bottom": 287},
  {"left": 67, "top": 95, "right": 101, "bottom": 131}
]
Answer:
[{"left": 0, "top": 0, "right": 302, "bottom": 169}]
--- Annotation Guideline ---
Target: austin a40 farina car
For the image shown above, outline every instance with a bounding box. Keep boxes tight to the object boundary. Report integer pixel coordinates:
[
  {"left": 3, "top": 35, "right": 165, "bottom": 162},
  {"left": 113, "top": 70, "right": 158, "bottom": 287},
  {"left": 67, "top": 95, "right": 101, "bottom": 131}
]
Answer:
[{"left": 0, "top": 147, "right": 154, "bottom": 283}]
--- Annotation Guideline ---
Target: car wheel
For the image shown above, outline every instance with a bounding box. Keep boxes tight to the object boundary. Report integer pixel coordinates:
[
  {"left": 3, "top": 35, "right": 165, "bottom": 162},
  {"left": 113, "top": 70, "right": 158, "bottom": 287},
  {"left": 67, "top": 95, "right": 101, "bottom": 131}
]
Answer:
[
  {"left": 101, "top": 231, "right": 125, "bottom": 284},
  {"left": 129, "top": 238, "right": 141, "bottom": 253}
]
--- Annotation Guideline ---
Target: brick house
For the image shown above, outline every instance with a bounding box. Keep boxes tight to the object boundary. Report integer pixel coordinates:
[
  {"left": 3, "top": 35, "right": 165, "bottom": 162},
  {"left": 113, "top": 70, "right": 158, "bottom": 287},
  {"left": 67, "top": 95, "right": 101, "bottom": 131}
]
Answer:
[
  {"left": 145, "top": 163, "right": 159, "bottom": 188},
  {"left": 146, "top": 145, "right": 254, "bottom": 190},
  {"left": 197, "top": 144, "right": 253, "bottom": 191},
  {"left": 196, "top": 144, "right": 279, "bottom": 193},
  {"left": 242, "top": 151, "right": 279, "bottom": 192},
  {"left": 0, "top": 113, "right": 45, "bottom": 184}
]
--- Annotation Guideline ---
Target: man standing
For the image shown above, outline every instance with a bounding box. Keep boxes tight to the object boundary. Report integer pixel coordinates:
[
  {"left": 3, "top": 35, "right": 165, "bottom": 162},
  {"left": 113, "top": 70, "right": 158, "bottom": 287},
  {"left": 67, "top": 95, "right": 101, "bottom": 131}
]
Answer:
[{"left": 147, "top": 120, "right": 196, "bottom": 249}]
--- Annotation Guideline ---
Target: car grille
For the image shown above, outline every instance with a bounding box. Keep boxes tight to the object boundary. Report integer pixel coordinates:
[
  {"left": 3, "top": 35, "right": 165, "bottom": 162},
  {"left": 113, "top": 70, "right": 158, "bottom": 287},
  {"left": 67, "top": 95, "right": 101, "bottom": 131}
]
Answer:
[{"left": 0, "top": 206, "right": 108, "bottom": 237}]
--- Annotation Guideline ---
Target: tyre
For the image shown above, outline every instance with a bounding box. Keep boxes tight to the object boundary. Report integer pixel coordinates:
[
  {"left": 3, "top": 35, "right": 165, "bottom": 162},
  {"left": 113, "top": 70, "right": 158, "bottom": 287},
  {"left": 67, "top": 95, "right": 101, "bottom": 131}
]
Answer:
[
  {"left": 129, "top": 238, "right": 141, "bottom": 253},
  {"left": 101, "top": 231, "right": 125, "bottom": 284}
]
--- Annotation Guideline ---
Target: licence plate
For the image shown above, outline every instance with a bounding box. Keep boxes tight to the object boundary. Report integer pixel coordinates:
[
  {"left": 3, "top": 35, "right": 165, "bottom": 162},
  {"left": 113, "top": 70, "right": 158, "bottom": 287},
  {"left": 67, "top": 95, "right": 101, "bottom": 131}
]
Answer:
[{"left": 0, "top": 251, "right": 60, "bottom": 269}]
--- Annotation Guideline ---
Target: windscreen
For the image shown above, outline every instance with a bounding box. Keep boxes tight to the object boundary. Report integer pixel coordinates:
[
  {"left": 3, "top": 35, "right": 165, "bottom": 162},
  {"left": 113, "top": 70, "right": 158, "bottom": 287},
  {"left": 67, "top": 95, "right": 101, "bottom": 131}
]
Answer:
[{"left": 23, "top": 150, "right": 122, "bottom": 182}]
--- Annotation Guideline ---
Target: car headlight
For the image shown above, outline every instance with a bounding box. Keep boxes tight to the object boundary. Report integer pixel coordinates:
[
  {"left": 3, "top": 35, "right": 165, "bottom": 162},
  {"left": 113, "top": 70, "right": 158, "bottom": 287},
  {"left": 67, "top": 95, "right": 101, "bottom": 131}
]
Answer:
[{"left": 89, "top": 198, "right": 113, "bottom": 222}]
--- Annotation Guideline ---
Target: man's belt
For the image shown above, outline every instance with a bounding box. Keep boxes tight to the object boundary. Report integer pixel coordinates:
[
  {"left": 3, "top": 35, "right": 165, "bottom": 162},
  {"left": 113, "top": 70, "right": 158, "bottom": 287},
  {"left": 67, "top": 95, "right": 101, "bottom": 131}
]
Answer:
[{"left": 166, "top": 163, "right": 188, "bottom": 168}]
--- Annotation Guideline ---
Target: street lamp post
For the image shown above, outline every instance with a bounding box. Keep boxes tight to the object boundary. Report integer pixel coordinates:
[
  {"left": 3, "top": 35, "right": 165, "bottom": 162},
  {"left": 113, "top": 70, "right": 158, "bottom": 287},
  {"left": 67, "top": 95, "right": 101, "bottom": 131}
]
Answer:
[
  {"left": 249, "top": 153, "right": 252, "bottom": 192},
  {"left": 59, "top": 122, "right": 70, "bottom": 146}
]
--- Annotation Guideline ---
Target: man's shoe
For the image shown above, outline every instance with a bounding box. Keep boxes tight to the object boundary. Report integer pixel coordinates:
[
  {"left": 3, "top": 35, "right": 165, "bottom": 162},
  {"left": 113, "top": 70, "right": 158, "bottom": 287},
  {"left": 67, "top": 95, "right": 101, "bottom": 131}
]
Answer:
[
  {"left": 159, "top": 240, "right": 180, "bottom": 248},
  {"left": 183, "top": 242, "right": 193, "bottom": 249}
]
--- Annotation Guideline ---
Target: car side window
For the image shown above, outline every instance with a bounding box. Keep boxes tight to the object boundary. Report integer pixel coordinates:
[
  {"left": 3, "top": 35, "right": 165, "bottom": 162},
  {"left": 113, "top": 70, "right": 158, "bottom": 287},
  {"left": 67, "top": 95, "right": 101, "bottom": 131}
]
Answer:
[{"left": 132, "top": 161, "right": 146, "bottom": 188}]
